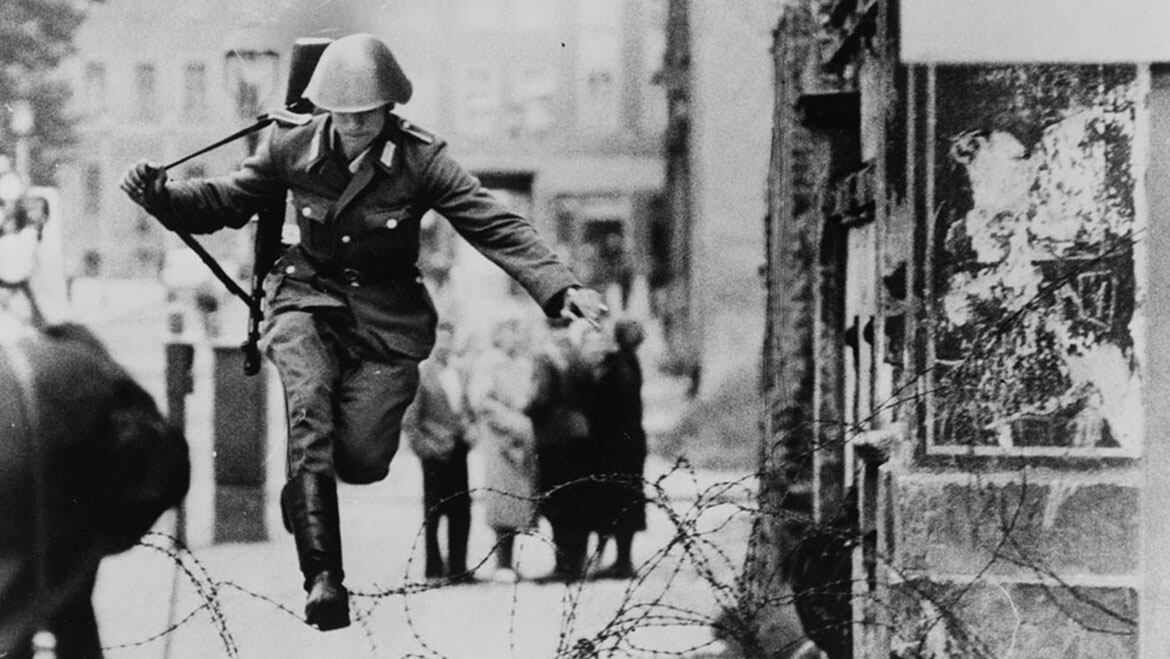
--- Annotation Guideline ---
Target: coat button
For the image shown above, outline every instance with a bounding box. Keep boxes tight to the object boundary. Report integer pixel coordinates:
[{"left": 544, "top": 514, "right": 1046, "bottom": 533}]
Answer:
[
  {"left": 301, "top": 206, "right": 313, "bottom": 218},
  {"left": 385, "top": 218, "right": 399, "bottom": 229},
  {"left": 341, "top": 235, "right": 352, "bottom": 244}
]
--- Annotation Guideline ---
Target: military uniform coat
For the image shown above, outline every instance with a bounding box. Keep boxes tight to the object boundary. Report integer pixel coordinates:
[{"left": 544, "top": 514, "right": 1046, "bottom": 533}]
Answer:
[
  {"left": 159, "top": 111, "right": 580, "bottom": 483},
  {"left": 467, "top": 348, "right": 539, "bottom": 531},
  {"left": 163, "top": 112, "right": 580, "bottom": 361}
]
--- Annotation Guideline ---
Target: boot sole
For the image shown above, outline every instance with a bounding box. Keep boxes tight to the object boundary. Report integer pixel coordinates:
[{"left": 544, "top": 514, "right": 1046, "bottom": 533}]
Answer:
[{"left": 306, "top": 598, "right": 350, "bottom": 631}]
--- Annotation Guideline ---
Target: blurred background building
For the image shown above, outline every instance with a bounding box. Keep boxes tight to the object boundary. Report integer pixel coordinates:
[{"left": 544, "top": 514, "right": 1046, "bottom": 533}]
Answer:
[
  {"left": 657, "top": 1, "right": 783, "bottom": 395},
  {"left": 43, "top": 0, "right": 785, "bottom": 398},
  {"left": 53, "top": 0, "right": 668, "bottom": 343}
]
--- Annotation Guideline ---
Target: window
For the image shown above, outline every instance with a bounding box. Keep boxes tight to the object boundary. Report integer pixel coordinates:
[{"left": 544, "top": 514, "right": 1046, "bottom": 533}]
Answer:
[
  {"left": 82, "top": 250, "right": 102, "bottom": 278},
  {"left": 641, "top": 0, "right": 669, "bottom": 132},
  {"left": 182, "top": 62, "right": 208, "bottom": 120},
  {"left": 515, "top": 63, "right": 558, "bottom": 135},
  {"left": 576, "top": 0, "right": 624, "bottom": 132},
  {"left": 83, "top": 163, "right": 102, "bottom": 215},
  {"left": 456, "top": 64, "right": 502, "bottom": 138},
  {"left": 83, "top": 61, "right": 107, "bottom": 115},
  {"left": 134, "top": 62, "right": 158, "bottom": 121},
  {"left": 577, "top": 32, "right": 621, "bottom": 131},
  {"left": 134, "top": 246, "right": 162, "bottom": 274},
  {"left": 224, "top": 50, "right": 280, "bottom": 122}
]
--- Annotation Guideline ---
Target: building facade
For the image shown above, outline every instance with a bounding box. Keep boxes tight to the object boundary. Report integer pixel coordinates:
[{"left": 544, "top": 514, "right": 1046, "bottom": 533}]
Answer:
[
  {"left": 656, "top": 0, "right": 785, "bottom": 395},
  {"left": 55, "top": 0, "right": 665, "bottom": 338},
  {"left": 753, "top": 1, "right": 1170, "bottom": 656}
]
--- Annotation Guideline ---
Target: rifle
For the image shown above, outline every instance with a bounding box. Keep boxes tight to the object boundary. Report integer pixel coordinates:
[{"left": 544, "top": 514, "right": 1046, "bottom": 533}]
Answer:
[{"left": 243, "top": 204, "right": 284, "bottom": 375}]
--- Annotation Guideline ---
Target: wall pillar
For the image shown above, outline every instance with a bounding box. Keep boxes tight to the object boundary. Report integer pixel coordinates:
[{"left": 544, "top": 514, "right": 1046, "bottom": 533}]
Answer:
[
  {"left": 212, "top": 344, "right": 268, "bottom": 543},
  {"left": 1140, "top": 63, "right": 1170, "bottom": 658}
]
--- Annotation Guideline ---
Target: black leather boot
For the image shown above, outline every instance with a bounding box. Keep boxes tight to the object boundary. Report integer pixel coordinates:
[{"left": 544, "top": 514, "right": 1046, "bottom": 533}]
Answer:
[{"left": 281, "top": 473, "right": 350, "bottom": 631}]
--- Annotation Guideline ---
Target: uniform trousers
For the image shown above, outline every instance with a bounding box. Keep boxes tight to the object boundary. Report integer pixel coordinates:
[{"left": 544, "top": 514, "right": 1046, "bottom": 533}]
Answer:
[
  {"left": 420, "top": 443, "right": 471, "bottom": 576},
  {"left": 264, "top": 309, "right": 422, "bottom": 484}
]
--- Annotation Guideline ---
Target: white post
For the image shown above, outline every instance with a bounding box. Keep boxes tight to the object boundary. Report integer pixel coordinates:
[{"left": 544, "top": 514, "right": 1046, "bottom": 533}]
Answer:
[{"left": 10, "top": 100, "right": 34, "bottom": 186}]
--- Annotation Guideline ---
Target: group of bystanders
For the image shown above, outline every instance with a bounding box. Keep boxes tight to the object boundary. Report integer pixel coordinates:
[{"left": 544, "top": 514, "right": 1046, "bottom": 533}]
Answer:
[{"left": 404, "top": 315, "right": 649, "bottom": 585}]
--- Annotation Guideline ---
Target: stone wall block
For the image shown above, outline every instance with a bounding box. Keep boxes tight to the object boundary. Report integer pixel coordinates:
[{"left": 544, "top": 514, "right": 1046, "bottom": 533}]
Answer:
[
  {"left": 891, "top": 473, "right": 1138, "bottom": 579},
  {"left": 887, "top": 580, "right": 1136, "bottom": 658}
]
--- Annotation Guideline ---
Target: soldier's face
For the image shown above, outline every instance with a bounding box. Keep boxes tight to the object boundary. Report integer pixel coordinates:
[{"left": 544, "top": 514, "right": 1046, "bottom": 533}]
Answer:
[{"left": 332, "top": 107, "right": 387, "bottom": 155}]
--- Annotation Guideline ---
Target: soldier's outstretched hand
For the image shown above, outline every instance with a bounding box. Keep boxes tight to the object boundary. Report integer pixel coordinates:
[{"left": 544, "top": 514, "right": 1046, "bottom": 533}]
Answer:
[
  {"left": 561, "top": 286, "right": 608, "bottom": 329},
  {"left": 119, "top": 160, "right": 169, "bottom": 213}
]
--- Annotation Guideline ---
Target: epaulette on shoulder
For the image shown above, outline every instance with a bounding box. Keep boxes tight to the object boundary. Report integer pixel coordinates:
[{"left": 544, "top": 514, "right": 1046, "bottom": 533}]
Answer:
[
  {"left": 269, "top": 108, "right": 314, "bottom": 128},
  {"left": 396, "top": 116, "right": 436, "bottom": 144}
]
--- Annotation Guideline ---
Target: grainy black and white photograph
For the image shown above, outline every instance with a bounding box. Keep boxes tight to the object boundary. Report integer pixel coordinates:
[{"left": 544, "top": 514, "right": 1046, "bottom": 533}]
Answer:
[{"left": 0, "top": 0, "right": 1163, "bottom": 657}]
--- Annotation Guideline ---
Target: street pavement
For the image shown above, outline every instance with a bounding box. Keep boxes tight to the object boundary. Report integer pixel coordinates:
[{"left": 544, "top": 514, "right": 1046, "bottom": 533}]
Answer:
[{"left": 77, "top": 281, "right": 766, "bottom": 658}]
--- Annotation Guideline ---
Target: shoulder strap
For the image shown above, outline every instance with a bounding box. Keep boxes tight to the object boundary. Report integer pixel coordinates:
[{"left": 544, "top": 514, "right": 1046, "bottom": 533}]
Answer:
[
  {"left": 268, "top": 108, "right": 313, "bottom": 128},
  {"left": 393, "top": 114, "right": 436, "bottom": 144}
]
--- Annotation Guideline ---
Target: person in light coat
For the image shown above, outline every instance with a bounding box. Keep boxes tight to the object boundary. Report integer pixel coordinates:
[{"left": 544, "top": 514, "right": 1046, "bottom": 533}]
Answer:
[{"left": 467, "top": 317, "right": 539, "bottom": 582}]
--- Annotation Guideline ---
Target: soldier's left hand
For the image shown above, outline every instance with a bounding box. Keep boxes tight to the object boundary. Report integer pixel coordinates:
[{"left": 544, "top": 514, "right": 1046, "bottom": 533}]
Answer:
[{"left": 561, "top": 287, "right": 608, "bottom": 329}]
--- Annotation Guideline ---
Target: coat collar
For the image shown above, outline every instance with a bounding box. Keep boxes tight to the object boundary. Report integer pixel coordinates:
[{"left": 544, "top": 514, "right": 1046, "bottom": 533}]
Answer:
[
  {"left": 306, "top": 113, "right": 397, "bottom": 175},
  {"left": 306, "top": 116, "right": 330, "bottom": 172}
]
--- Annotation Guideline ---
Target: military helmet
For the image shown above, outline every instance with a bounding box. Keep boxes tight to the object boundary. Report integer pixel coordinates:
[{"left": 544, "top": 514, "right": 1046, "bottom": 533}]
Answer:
[{"left": 303, "top": 33, "right": 412, "bottom": 112}]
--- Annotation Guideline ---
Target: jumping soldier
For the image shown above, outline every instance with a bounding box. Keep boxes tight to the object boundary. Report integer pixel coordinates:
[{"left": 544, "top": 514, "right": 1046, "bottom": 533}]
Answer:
[{"left": 119, "top": 33, "right": 606, "bottom": 631}]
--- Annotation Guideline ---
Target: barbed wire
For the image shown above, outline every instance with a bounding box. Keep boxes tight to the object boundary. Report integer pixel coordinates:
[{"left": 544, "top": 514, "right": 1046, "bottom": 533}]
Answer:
[{"left": 94, "top": 458, "right": 755, "bottom": 658}]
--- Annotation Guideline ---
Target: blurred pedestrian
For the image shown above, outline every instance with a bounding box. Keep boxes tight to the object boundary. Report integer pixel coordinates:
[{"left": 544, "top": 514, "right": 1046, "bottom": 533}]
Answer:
[
  {"left": 403, "top": 320, "right": 473, "bottom": 582},
  {"left": 588, "top": 318, "right": 648, "bottom": 579},
  {"left": 11, "top": 195, "right": 49, "bottom": 237},
  {"left": 119, "top": 33, "right": 605, "bottom": 630},
  {"left": 0, "top": 206, "right": 38, "bottom": 298},
  {"left": 0, "top": 320, "right": 189, "bottom": 659},
  {"left": 528, "top": 319, "right": 596, "bottom": 583},
  {"left": 467, "top": 317, "right": 538, "bottom": 583}
]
